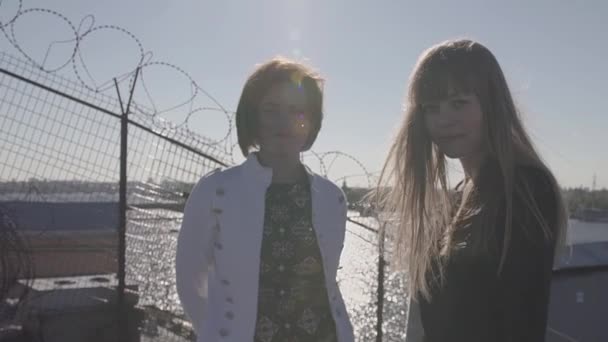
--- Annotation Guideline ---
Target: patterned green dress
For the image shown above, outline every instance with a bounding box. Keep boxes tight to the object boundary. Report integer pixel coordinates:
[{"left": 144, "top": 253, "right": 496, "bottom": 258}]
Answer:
[{"left": 253, "top": 180, "right": 338, "bottom": 342}]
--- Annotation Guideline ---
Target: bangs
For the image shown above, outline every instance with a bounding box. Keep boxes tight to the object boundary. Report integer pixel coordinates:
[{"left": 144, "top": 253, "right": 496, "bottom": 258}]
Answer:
[{"left": 411, "top": 51, "right": 481, "bottom": 105}]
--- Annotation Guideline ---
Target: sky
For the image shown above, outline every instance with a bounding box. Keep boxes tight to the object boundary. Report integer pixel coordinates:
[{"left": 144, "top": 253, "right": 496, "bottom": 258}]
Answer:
[{"left": 1, "top": 0, "right": 606, "bottom": 188}]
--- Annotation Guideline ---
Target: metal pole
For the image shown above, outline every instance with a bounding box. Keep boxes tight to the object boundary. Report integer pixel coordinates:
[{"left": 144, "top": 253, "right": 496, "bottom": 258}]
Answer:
[
  {"left": 115, "top": 68, "right": 139, "bottom": 341},
  {"left": 376, "top": 222, "right": 386, "bottom": 342},
  {"left": 0, "top": 67, "right": 228, "bottom": 167},
  {"left": 114, "top": 77, "right": 128, "bottom": 341}
]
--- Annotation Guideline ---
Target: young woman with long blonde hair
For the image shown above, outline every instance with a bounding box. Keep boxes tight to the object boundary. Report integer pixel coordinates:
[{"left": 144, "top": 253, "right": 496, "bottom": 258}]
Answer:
[{"left": 379, "top": 39, "right": 568, "bottom": 342}]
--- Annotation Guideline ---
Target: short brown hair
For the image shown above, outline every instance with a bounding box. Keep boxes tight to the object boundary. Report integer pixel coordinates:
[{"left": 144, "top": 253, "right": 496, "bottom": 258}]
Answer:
[{"left": 236, "top": 57, "right": 324, "bottom": 156}]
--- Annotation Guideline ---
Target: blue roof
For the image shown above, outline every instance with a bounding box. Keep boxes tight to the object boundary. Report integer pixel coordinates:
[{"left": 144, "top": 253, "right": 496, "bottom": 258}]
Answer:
[
  {"left": 0, "top": 201, "right": 118, "bottom": 231},
  {"left": 554, "top": 241, "right": 608, "bottom": 271}
]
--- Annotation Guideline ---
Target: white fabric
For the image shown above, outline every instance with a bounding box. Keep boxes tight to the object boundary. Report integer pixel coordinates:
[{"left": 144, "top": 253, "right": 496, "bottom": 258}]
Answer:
[{"left": 176, "top": 153, "right": 355, "bottom": 342}]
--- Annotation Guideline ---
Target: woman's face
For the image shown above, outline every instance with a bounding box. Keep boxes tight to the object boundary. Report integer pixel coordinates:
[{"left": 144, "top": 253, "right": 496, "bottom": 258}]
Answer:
[
  {"left": 257, "top": 81, "right": 312, "bottom": 157},
  {"left": 422, "top": 91, "right": 484, "bottom": 160}
]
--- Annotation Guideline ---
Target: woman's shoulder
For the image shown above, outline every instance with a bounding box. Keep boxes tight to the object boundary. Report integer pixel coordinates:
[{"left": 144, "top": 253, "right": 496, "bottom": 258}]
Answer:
[
  {"left": 482, "top": 160, "right": 560, "bottom": 228},
  {"left": 311, "top": 172, "right": 346, "bottom": 198},
  {"left": 188, "top": 166, "right": 233, "bottom": 198},
  {"left": 514, "top": 164, "right": 555, "bottom": 200},
  {"left": 195, "top": 163, "right": 244, "bottom": 186},
  {"left": 482, "top": 158, "right": 555, "bottom": 197},
  {"left": 195, "top": 167, "right": 222, "bottom": 185},
  {"left": 513, "top": 164, "right": 560, "bottom": 233}
]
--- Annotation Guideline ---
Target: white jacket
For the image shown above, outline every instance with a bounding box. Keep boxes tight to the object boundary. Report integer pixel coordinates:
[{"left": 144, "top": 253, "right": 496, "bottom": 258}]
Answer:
[{"left": 175, "top": 153, "right": 355, "bottom": 342}]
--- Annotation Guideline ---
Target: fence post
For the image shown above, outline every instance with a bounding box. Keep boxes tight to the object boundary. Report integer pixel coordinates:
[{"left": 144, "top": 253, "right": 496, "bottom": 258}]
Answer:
[
  {"left": 115, "top": 68, "right": 140, "bottom": 341},
  {"left": 376, "top": 221, "right": 386, "bottom": 342}
]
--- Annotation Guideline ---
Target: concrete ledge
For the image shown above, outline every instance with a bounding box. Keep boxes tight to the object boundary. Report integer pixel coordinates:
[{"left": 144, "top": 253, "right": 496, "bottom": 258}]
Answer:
[{"left": 13, "top": 274, "right": 142, "bottom": 342}]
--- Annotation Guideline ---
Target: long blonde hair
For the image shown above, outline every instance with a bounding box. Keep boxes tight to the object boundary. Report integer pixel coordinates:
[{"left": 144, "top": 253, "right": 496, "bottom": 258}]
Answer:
[{"left": 377, "top": 39, "right": 568, "bottom": 300}]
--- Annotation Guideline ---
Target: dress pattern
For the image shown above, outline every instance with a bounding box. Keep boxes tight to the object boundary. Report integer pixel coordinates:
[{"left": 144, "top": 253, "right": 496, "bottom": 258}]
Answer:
[{"left": 254, "top": 180, "right": 338, "bottom": 342}]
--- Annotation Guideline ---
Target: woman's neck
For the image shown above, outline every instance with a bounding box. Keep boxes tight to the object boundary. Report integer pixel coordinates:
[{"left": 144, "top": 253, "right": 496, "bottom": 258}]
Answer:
[
  {"left": 257, "top": 150, "right": 305, "bottom": 183},
  {"left": 460, "top": 151, "right": 486, "bottom": 183}
]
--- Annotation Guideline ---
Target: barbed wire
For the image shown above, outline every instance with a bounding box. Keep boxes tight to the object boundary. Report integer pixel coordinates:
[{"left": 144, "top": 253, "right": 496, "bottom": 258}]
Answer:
[
  {"left": 0, "top": 0, "right": 233, "bottom": 151},
  {"left": 0, "top": 2, "right": 392, "bottom": 340},
  {"left": 0, "top": 0, "right": 384, "bottom": 252},
  {"left": 0, "top": 0, "right": 379, "bottom": 187}
]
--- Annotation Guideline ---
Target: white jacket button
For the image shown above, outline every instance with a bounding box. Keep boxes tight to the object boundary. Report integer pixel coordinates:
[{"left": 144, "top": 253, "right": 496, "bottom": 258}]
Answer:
[
  {"left": 221, "top": 279, "right": 230, "bottom": 286},
  {"left": 216, "top": 188, "right": 225, "bottom": 196},
  {"left": 225, "top": 311, "right": 234, "bottom": 320},
  {"left": 214, "top": 242, "right": 223, "bottom": 250},
  {"left": 219, "top": 328, "right": 229, "bottom": 337},
  {"left": 226, "top": 296, "right": 234, "bottom": 303}
]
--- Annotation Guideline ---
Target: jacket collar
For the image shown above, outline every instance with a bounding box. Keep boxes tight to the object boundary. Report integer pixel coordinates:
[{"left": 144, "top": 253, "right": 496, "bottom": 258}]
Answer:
[{"left": 242, "top": 152, "right": 317, "bottom": 189}]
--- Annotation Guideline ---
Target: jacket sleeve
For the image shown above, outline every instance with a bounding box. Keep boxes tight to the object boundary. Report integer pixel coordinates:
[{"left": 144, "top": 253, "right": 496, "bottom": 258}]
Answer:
[
  {"left": 405, "top": 298, "right": 425, "bottom": 342},
  {"left": 338, "top": 188, "right": 348, "bottom": 255},
  {"left": 497, "top": 167, "right": 558, "bottom": 342},
  {"left": 175, "top": 175, "right": 215, "bottom": 335}
]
